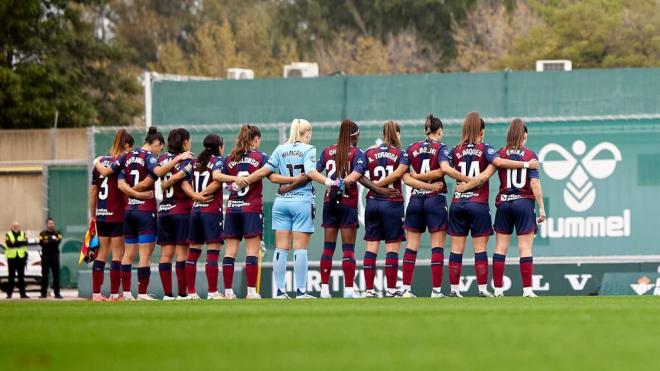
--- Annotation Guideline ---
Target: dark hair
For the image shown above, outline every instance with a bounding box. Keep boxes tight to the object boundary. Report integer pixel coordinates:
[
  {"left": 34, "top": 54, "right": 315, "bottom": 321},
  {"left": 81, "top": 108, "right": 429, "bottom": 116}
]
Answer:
[
  {"left": 145, "top": 126, "right": 164, "bottom": 145},
  {"left": 229, "top": 124, "right": 261, "bottom": 162},
  {"left": 461, "top": 112, "right": 485, "bottom": 144},
  {"left": 336, "top": 119, "right": 360, "bottom": 178},
  {"left": 46, "top": 217, "right": 54, "bottom": 223},
  {"left": 424, "top": 114, "right": 443, "bottom": 137},
  {"left": 383, "top": 120, "right": 401, "bottom": 148},
  {"left": 109, "top": 129, "right": 135, "bottom": 156},
  {"left": 196, "top": 134, "right": 223, "bottom": 172},
  {"left": 167, "top": 128, "right": 190, "bottom": 154},
  {"left": 505, "top": 119, "right": 527, "bottom": 150}
]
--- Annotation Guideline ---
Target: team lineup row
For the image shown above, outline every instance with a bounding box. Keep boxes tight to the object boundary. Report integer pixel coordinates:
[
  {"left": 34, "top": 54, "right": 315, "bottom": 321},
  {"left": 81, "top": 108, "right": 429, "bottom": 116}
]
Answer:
[{"left": 90, "top": 111, "right": 545, "bottom": 301}]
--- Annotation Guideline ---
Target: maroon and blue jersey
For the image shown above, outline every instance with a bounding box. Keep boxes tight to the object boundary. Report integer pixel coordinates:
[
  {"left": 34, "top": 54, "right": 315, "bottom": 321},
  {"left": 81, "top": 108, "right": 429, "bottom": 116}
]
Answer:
[
  {"left": 91, "top": 154, "right": 126, "bottom": 223},
  {"left": 223, "top": 150, "right": 267, "bottom": 214},
  {"left": 449, "top": 142, "right": 499, "bottom": 204},
  {"left": 157, "top": 152, "right": 193, "bottom": 216},
  {"left": 496, "top": 146, "right": 539, "bottom": 206},
  {"left": 401, "top": 139, "right": 449, "bottom": 197},
  {"left": 317, "top": 144, "right": 366, "bottom": 208},
  {"left": 364, "top": 144, "right": 404, "bottom": 202},
  {"left": 116, "top": 148, "right": 158, "bottom": 212},
  {"left": 190, "top": 155, "right": 224, "bottom": 215}
]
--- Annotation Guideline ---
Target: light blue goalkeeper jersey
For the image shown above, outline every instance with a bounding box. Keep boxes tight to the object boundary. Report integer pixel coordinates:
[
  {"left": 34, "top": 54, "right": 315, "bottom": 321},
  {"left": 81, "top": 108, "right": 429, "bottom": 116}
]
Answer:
[{"left": 266, "top": 141, "right": 317, "bottom": 201}]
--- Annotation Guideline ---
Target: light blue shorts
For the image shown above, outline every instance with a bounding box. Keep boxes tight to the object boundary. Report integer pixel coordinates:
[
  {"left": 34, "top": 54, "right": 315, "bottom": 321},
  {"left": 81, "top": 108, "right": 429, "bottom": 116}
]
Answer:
[{"left": 272, "top": 198, "right": 315, "bottom": 233}]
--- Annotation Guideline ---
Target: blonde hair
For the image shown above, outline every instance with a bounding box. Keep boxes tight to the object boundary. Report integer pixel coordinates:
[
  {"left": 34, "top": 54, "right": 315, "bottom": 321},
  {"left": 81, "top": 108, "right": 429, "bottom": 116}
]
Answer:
[{"left": 288, "top": 118, "right": 312, "bottom": 143}]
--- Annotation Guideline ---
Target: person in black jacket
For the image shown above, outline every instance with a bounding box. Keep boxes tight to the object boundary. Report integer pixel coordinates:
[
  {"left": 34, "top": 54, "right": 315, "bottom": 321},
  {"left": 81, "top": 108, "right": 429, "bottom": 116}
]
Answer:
[{"left": 39, "top": 218, "right": 63, "bottom": 299}]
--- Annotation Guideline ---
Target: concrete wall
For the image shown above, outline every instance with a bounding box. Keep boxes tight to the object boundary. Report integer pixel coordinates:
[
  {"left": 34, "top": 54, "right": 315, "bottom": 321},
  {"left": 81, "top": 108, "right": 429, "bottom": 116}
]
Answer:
[
  {"left": 0, "top": 128, "right": 88, "bottom": 162},
  {"left": 0, "top": 128, "right": 89, "bottom": 238},
  {"left": 0, "top": 172, "right": 44, "bottom": 236}
]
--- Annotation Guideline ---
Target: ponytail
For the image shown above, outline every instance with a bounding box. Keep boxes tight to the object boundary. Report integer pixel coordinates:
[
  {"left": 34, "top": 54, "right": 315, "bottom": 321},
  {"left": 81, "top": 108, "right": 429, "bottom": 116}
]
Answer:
[
  {"left": 109, "top": 129, "right": 135, "bottom": 156},
  {"left": 460, "top": 112, "right": 485, "bottom": 144},
  {"left": 505, "top": 119, "right": 527, "bottom": 150},
  {"left": 196, "top": 134, "right": 223, "bottom": 172},
  {"left": 424, "top": 114, "right": 443, "bottom": 138},
  {"left": 288, "top": 118, "right": 312, "bottom": 143},
  {"left": 229, "top": 124, "right": 262, "bottom": 162},
  {"left": 336, "top": 119, "right": 359, "bottom": 178},
  {"left": 382, "top": 120, "right": 401, "bottom": 149}
]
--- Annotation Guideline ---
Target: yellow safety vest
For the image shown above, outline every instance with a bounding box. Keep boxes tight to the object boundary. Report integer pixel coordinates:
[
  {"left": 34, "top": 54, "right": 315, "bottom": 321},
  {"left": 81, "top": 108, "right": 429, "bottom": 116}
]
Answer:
[{"left": 5, "top": 231, "right": 27, "bottom": 259}]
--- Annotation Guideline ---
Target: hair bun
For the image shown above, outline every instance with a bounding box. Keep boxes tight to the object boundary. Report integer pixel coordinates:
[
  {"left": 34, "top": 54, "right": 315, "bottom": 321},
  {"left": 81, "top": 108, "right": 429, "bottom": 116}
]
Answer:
[{"left": 148, "top": 127, "right": 158, "bottom": 134}]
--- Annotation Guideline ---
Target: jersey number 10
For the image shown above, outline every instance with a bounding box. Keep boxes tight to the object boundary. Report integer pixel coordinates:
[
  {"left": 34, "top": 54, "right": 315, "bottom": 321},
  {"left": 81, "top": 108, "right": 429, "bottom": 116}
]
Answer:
[{"left": 506, "top": 168, "right": 527, "bottom": 189}]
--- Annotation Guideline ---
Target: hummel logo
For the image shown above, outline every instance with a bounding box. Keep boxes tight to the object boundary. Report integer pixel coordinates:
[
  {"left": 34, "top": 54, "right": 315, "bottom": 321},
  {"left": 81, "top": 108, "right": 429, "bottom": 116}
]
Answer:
[{"left": 539, "top": 140, "right": 621, "bottom": 212}]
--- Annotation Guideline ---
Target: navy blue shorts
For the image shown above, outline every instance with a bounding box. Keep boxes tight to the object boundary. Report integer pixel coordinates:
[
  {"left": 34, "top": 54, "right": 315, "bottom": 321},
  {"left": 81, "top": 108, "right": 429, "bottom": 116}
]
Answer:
[
  {"left": 404, "top": 195, "right": 448, "bottom": 233},
  {"left": 224, "top": 211, "right": 263, "bottom": 240},
  {"left": 322, "top": 203, "right": 359, "bottom": 229},
  {"left": 123, "top": 210, "right": 157, "bottom": 244},
  {"left": 364, "top": 199, "right": 405, "bottom": 242},
  {"left": 188, "top": 212, "right": 224, "bottom": 245},
  {"left": 494, "top": 199, "right": 537, "bottom": 235},
  {"left": 157, "top": 213, "right": 190, "bottom": 245},
  {"left": 97, "top": 222, "right": 123, "bottom": 238},
  {"left": 448, "top": 202, "right": 493, "bottom": 237}
]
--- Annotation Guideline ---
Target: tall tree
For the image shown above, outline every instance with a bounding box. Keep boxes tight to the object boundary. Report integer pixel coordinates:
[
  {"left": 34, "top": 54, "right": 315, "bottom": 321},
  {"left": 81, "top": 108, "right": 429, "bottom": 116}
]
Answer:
[
  {"left": 497, "top": 0, "right": 660, "bottom": 70},
  {"left": 276, "top": 0, "right": 476, "bottom": 68},
  {"left": 0, "top": 0, "right": 141, "bottom": 128}
]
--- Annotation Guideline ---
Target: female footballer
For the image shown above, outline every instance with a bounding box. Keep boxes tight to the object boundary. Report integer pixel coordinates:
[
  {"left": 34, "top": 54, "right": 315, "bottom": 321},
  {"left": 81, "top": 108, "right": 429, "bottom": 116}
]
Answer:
[
  {"left": 185, "top": 134, "right": 234, "bottom": 300},
  {"left": 243, "top": 119, "right": 339, "bottom": 299},
  {"left": 217, "top": 125, "right": 271, "bottom": 300},
  {"left": 361, "top": 121, "right": 408, "bottom": 297},
  {"left": 155, "top": 128, "right": 195, "bottom": 300},
  {"left": 456, "top": 119, "right": 545, "bottom": 297},
  {"left": 381, "top": 115, "right": 468, "bottom": 298},
  {"left": 316, "top": 119, "right": 368, "bottom": 299},
  {"left": 89, "top": 129, "right": 134, "bottom": 301},
  {"left": 444, "top": 112, "right": 538, "bottom": 298}
]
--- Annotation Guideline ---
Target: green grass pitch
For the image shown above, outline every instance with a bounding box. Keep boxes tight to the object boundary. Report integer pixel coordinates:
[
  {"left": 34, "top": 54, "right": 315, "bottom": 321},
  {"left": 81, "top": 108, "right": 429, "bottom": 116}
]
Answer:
[{"left": 1, "top": 296, "right": 658, "bottom": 371}]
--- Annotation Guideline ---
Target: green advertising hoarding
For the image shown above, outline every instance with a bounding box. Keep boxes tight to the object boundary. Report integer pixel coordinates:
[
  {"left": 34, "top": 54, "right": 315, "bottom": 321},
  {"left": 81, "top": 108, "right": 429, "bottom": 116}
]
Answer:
[{"left": 78, "top": 259, "right": 660, "bottom": 298}]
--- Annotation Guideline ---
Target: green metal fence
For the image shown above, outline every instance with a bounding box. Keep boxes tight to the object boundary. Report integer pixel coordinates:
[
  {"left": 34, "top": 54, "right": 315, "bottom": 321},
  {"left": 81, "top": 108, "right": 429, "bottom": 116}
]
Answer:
[{"left": 152, "top": 68, "right": 660, "bottom": 125}]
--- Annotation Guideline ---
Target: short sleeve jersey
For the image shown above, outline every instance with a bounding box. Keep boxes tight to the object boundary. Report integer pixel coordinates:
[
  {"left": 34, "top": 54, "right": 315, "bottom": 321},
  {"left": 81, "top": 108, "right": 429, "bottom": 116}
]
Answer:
[
  {"left": 223, "top": 150, "right": 268, "bottom": 213},
  {"left": 189, "top": 155, "right": 225, "bottom": 214},
  {"left": 316, "top": 144, "right": 366, "bottom": 208},
  {"left": 266, "top": 142, "right": 317, "bottom": 201},
  {"left": 496, "top": 146, "right": 539, "bottom": 206},
  {"left": 449, "top": 142, "right": 499, "bottom": 204},
  {"left": 91, "top": 154, "right": 127, "bottom": 223},
  {"left": 116, "top": 148, "right": 158, "bottom": 212},
  {"left": 157, "top": 152, "right": 193, "bottom": 216},
  {"left": 364, "top": 144, "right": 404, "bottom": 202},
  {"left": 400, "top": 139, "right": 449, "bottom": 197}
]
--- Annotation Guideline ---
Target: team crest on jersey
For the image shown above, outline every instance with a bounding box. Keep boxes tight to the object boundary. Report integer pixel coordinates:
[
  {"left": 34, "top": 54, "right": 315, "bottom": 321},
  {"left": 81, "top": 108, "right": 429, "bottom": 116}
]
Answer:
[{"left": 539, "top": 140, "right": 621, "bottom": 212}]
